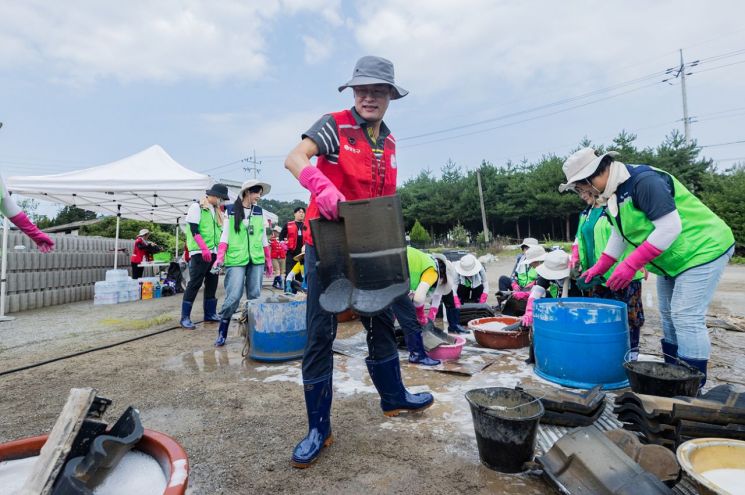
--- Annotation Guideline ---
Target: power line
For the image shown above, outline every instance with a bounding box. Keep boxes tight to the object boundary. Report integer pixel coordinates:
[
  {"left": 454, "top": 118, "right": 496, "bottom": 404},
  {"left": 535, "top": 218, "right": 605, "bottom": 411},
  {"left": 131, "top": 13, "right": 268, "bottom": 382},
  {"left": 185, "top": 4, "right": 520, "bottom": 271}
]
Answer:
[{"left": 701, "top": 139, "right": 745, "bottom": 148}]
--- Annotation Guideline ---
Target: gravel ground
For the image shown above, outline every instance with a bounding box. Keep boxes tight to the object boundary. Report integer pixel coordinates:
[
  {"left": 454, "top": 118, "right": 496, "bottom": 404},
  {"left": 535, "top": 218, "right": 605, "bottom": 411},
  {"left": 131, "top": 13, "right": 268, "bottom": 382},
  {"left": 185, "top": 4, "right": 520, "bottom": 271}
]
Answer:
[{"left": 1, "top": 257, "right": 743, "bottom": 494}]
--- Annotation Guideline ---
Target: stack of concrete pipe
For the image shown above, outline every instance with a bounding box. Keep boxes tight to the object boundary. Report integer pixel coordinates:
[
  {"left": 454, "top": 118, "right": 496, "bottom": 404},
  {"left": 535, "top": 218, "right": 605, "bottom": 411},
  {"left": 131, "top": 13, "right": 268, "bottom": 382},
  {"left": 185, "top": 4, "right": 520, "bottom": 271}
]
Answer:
[{"left": 4, "top": 231, "right": 134, "bottom": 313}]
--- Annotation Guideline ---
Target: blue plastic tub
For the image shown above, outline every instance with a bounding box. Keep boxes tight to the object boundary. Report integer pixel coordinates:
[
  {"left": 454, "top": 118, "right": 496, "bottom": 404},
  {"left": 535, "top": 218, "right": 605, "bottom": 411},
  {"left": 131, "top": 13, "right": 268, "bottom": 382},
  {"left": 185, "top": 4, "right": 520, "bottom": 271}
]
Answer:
[
  {"left": 246, "top": 297, "right": 307, "bottom": 362},
  {"left": 533, "top": 297, "right": 630, "bottom": 390}
]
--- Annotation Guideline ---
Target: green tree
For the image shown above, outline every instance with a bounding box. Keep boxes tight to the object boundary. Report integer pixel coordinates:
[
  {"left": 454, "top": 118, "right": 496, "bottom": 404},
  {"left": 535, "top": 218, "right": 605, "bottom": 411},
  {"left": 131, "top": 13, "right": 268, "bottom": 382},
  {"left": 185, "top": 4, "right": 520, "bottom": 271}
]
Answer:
[
  {"left": 409, "top": 219, "right": 431, "bottom": 246},
  {"left": 448, "top": 223, "right": 469, "bottom": 247}
]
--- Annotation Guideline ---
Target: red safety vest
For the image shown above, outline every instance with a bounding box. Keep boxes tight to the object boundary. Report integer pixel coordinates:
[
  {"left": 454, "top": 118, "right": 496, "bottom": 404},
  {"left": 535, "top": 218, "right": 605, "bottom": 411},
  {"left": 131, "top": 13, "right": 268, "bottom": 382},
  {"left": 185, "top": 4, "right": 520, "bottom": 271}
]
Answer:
[
  {"left": 130, "top": 236, "right": 151, "bottom": 264},
  {"left": 286, "top": 221, "right": 302, "bottom": 250},
  {"left": 270, "top": 238, "right": 285, "bottom": 259},
  {"left": 304, "top": 109, "right": 397, "bottom": 245}
]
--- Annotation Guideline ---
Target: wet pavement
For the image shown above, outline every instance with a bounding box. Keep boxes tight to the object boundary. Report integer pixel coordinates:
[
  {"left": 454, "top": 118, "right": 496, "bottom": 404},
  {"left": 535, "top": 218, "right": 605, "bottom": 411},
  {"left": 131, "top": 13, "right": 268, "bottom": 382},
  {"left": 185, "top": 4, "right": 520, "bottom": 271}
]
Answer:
[{"left": 2, "top": 260, "right": 744, "bottom": 493}]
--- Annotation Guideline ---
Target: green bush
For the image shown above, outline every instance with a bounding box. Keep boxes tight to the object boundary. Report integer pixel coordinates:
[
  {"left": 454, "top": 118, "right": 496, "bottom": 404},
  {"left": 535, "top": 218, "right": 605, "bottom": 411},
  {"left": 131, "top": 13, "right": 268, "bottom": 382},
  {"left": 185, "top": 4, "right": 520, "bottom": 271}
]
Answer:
[{"left": 409, "top": 219, "right": 431, "bottom": 245}]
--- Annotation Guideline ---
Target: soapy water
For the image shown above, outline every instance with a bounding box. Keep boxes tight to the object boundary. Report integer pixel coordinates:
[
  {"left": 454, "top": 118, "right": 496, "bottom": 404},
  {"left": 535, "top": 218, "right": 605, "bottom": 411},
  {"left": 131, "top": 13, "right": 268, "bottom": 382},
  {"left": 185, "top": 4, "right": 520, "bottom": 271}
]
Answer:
[
  {"left": 701, "top": 468, "right": 745, "bottom": 494},
  {"left": 0, "top": 451, "right": 166, "bottom": 495}
]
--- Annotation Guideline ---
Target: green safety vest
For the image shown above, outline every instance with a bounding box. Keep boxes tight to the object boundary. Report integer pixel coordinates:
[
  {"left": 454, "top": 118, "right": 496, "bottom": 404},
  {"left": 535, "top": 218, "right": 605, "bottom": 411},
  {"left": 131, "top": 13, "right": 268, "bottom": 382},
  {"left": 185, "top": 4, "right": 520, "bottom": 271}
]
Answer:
[
  {"left": 577, "top": 206, "right": 643, "bottom": 286},
  {"left": 185, "top": 207, "right": 221, "bottom": 252},
  {"left": 516, "top": 264, "right": 538, "bottom": 288},
  {"left": 225, "top": 207, "right": 266, "bottom": 267},
  {"left": 407, "top": 246, "right": 437, "bottom": 291},
  {"left": 608, "top": 165, "right": 735, "bottom": 277}
]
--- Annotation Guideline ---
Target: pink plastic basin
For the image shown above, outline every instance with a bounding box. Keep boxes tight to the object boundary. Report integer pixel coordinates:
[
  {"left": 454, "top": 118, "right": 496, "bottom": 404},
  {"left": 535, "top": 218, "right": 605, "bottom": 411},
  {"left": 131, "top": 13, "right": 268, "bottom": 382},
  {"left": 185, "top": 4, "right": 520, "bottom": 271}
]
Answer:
[{"left": 426, "top": 335, "right": 466, "bottom": 361}]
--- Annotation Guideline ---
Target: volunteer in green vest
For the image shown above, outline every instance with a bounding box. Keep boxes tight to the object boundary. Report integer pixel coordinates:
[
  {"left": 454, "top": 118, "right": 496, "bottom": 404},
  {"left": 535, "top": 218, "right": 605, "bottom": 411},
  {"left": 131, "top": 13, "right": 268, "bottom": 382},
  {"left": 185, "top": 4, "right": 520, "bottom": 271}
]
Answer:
[
  {"left": 212, "top": 179, "right": 272, "bottom": 346},
  {"left": 181, "top": 183, "right": 229, "bottom": 329},
  {"left": 568, "top": 181, "right": 646, "bottom": 361},
  {"left": 560, "top": 148, "right": 735, "bottom": 386}
]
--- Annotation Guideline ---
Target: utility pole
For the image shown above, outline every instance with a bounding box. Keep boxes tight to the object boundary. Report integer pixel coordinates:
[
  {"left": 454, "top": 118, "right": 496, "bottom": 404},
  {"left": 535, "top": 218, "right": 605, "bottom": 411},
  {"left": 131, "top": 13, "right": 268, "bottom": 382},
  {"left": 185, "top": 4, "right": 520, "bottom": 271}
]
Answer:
[
  {"left": 476, "top": 170, "right": 489, "bottom": 243},
  {"left": 679, "top": 49, "right": 691, "bottom": 143},
  {"left": 242, "top": 150, "right": 262, "bottom": 178}
]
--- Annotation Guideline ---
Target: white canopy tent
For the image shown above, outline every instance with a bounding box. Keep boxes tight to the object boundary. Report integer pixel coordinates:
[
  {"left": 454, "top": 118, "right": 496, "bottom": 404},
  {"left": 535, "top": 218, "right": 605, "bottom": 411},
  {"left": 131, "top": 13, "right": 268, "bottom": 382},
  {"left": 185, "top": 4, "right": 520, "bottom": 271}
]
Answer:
[
  {"left": 1, "top": 145, "right": 281, "bottom": 319},
  {"left": 1, "top": 145, "right": 213, "bottom": 318}
]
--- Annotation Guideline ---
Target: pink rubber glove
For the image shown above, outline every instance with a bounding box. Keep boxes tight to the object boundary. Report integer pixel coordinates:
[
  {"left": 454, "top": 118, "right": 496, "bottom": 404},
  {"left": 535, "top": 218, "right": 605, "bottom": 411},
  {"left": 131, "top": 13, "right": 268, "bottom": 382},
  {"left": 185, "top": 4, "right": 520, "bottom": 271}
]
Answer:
[
  {"left": 427, "top": 306, "right": 438, "bottom": 321},
  {"left": 607, "top": 241, "right": 662, "bottom": 291},
  {"left": 10, "top": 212, "right": 54, "bottom": 253},
  {"left": 453, "top": 295, "right": 462, "bottom": 309},
  {"left": 298, "top": 167, "right": 346, "bottom": 221},
  {"left": 264, "top": 246, "right": 272, "bottom": 276},
  {"left": 215, "top": 242, "right": 228, "bottom": 266},
  {"left": 569, "top": 244, "right": 580, "bottom": 270},
  {"left": 479, "top": 293, "right": 488, "bottom": 304},
  {"left": 511, "top": 281, "right": 521, "bottom": 292},
  {"left": 193, "top": 234, "right": 212, "bottom": 260},
  {"left": 524, "top": 282, "right": 536, "bottom": 289},
  {"left": 512, "top": 291, "right": 530, "bottom": 300},
  {"left": 415, "top": 305, "right": 427, "bottom": 326},
  {"left": 521, "top": 297, "right": 535, "bottom": 326},
  {"left": 582, "top": 252, "right": 617, "bottom": 283}
]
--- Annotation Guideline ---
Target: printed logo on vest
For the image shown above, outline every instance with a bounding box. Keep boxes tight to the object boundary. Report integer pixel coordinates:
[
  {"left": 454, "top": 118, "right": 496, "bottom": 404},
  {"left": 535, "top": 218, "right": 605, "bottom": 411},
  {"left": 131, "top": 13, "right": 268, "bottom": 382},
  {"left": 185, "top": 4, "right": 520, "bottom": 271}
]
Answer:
[
  {"left": 390, "top": 154, "right": 397, "bottom": 169},
  {"left": 343, "top": 144, "right": 361, "bottom": 154}
]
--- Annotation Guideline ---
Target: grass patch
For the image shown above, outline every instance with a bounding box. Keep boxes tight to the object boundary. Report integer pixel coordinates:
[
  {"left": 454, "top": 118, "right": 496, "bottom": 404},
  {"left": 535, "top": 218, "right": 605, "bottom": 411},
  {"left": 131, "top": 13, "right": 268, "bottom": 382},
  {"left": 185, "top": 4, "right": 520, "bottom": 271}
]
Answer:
[
  {"left": 102, "top": 313, "right": 173, "bottom": 331},
  {"left": 731, "top": 256, "right": 745, "bottom": 265}
]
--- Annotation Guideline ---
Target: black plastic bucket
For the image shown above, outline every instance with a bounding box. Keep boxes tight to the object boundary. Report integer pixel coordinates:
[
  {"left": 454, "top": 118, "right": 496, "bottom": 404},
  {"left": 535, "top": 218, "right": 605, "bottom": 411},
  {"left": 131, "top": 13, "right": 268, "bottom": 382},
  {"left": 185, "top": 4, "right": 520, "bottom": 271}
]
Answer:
[
  {"left": 624, "top": 360, "right": 704, "bottom": 398},
  {"left": 465, "top": 387, "right": 544, "bottom": 473}
]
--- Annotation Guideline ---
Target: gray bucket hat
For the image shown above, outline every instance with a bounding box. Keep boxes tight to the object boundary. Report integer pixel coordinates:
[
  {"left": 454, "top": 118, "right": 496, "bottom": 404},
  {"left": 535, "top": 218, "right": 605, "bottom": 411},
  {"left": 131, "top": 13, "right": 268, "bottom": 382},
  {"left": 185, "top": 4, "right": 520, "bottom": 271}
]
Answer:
[{"left": 338, "top": 56, "right": 408, "bottom": 100}]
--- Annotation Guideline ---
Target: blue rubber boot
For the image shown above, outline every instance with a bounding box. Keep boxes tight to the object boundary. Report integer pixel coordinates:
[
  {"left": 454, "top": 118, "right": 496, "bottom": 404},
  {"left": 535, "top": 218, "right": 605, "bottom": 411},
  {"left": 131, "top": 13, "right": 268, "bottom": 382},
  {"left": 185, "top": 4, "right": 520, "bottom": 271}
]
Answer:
[
  {"left": 366, "top": 354, "right": 434, "bottom": 417},
  {"left": 291, "top": 375, "right": 333, "bottom": 468},
  {"left": 203, "top": 298, "right": 220, "bottom": 323},
  {"left": 404, "top": 331, "right": 440, "bottom": 366},
  {"left": 446, "top": 306, "right": 469, "bottom": 334},
  {"left": 215, "top": 319, "right": 230, "bottom": 347},
  {"left": 679, "top": 356, "right": 708, "bottom": 389},
  {"left": 661, "top": 339, "right": 679, "bottom": 364},
  {"left": 272, "top": 276, "right": 282, "bottom": 289},
  {"left": 180, "top": 301, "right": 196, "bottom": 329}
]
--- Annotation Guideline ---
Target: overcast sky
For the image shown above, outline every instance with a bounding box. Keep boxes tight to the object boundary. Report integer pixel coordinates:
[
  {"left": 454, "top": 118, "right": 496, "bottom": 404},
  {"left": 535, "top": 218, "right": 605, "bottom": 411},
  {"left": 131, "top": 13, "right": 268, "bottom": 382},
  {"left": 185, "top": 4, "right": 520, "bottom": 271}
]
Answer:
[{"left": 1, "top": 0, "right": 744, "bottom": 213}]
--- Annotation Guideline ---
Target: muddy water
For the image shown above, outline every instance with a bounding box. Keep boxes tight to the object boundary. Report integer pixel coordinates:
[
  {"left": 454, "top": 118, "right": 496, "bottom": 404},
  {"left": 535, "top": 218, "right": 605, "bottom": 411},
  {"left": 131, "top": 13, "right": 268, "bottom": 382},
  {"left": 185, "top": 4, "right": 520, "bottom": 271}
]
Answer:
[{"left": 164, "top": 325, "right": 559, "bottom": 492}]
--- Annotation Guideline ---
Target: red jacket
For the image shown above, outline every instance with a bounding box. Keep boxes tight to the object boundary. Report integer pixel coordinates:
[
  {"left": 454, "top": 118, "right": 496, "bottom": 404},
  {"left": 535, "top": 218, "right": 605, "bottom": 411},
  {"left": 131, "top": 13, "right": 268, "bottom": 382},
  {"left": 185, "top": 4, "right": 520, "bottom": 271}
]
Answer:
[
  {"left": 270, "top": 238, "right": 285, "bottom": 259},
  {"left": 285, "top": 221, "right": 303, "bottom": 250},
  {"left": 304, "top": 109, "right": 397, "bottom": 245},
  {"left": 130, "top": 236, "right": 152, "bottom": 264}
]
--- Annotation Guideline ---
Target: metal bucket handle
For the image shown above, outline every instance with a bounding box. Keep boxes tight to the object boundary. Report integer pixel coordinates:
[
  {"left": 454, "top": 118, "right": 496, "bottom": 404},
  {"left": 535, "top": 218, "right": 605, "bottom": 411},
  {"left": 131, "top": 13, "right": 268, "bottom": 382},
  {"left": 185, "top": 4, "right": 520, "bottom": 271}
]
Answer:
[
  {"left": 483, "top": 387, "right": 546, "bottom": 412},
  {"left": 623, "top": 347, "right": 698, "bottom": 373}
]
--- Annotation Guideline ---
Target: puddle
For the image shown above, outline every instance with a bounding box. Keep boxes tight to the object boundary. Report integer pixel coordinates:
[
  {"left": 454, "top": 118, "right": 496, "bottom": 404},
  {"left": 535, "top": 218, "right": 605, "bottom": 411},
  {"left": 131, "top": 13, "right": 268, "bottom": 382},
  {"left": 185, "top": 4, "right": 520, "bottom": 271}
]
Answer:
[{"left": 163, "top": 332, "right": 565, "bottom": 463}]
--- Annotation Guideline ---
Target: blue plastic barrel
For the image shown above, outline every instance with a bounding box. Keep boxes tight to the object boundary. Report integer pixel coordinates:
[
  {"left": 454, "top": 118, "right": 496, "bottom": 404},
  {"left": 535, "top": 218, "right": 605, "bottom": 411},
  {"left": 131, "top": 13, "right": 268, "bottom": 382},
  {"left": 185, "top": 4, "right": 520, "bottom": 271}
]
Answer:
[
  {"left": 533, "top": 297, "right": 629, "bottom": 390},
  {"left": 246, "top": 297, "right": 307, "bottom": 362}
]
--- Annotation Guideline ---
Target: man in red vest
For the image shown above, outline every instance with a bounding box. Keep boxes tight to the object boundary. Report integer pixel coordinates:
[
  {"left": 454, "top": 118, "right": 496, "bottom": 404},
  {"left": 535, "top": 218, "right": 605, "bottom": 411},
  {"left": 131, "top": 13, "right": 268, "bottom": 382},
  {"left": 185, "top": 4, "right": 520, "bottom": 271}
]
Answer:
[
  {"left": 279, "top": 206, "right": 306, "bottom": 281},
  {"left": 284, "top": 56, "right": 433, "bottom": 468}
]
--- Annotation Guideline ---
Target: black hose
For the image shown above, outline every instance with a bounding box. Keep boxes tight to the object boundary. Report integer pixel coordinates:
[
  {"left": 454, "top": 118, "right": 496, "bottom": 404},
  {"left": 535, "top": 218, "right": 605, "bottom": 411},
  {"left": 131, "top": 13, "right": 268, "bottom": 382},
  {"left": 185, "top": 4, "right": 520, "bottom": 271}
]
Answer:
[{"left": 0, "top": 320, "right": 202, "bottom": 378}]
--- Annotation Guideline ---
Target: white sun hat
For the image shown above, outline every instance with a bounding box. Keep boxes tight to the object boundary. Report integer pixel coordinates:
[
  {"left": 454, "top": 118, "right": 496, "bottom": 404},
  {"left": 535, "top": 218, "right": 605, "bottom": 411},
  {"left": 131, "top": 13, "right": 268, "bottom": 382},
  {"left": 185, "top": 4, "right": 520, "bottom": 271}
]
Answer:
[
  {"left": 239, "top": 179, "right": 272, "bottom": 198},
  {"left": 558, "top": 147, "right": 619, "bottom": 192},
  {"left": 520, "top": 245, "right": 546, "bottom": 267},
  {"left": 520, "top": 237, "right": 539, "bottom": 249},
  {"left": 454, "top": 253, "right": 483, "bottom": 277},
  {"left": 536, "top": 249, "right": 571, "bottom": 280},
  {"left": 431, "top": 253, "right": 458, "bottom": 295}
]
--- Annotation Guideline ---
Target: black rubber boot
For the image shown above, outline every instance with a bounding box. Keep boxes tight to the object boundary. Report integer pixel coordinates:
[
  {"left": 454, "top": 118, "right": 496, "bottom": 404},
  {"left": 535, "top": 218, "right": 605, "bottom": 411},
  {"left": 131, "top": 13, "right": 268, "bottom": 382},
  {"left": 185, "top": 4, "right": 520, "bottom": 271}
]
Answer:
[
  {"left": 661, "top": 339, "right": 679, "bottom": 364},
  {"left": 291, "top": 375, "right": 333, "bottom": 468},
  {"left": 366, "top": 354, "right": 434, "bottom": 417},
  {"left": 215, "top": 318, "right": 230, "bottom": 347},
  {"left": 203, "top": 298, "right": 220, "bottom": 323},
  {"left": 404, "top": 331, "right": 440, "bottom": 366},
  {"left": 679, "top": 356, "right": 707, "bottom": 389},
  {"left": 446, "top": 306, "right": 469, "bottom": 334},
  {"left": 180, "top": 301, "right": 196, "bottom": 329}
]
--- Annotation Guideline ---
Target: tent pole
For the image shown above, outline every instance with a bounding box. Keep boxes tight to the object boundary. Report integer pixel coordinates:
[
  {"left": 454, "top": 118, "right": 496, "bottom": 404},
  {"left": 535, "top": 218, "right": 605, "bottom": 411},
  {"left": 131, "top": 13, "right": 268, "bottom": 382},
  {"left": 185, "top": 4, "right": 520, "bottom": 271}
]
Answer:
[
  {"left": 113, "top": 206, "right": 121, "bottom": 270},
  {"left": 175, "top": 218, "right": 179, "bottom": 259},
  {"left": 0, "top": 216, "right": 15, "bottom": 322}
]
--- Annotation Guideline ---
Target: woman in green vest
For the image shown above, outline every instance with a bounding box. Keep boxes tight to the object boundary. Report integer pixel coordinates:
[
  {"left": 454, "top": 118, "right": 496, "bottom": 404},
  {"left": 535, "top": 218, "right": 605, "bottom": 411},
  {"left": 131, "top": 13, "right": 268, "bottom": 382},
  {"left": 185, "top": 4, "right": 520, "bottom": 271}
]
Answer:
[
  {"left": 570, "top": 184, "right": 646, "bottom": 361},
  {"left": 560, "top": 148, "right": 735, "bottom": 386},
  {"left": 180, "top": 183, "right": 229, "bottom": 329},
  {"left": 213, "top": 180, "right": 273, "bottom": 346}
]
